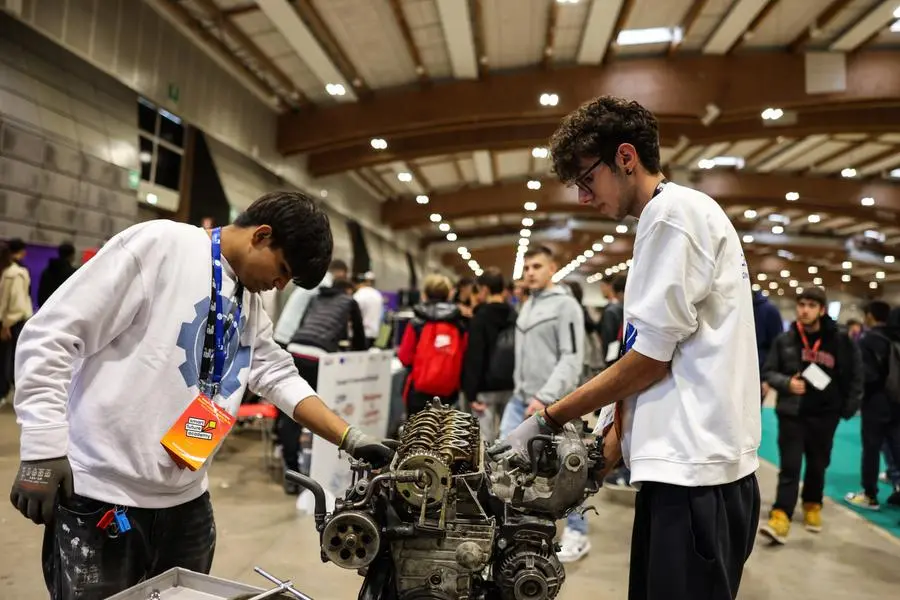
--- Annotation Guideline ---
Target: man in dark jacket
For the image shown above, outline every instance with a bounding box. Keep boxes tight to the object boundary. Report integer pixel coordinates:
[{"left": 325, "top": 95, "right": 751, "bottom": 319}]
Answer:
[
  {"left": 37, "top": 242, "right": 77, "bottom": 307},
  {"left": 461, "top": 268, "right": 517, "bottom": 442},
  {"left": 844, "top": 300, "right": 900, "bottom": 509},
  {"left": 760, "top": 287, "right": 863, "bottom": 544},
  {"left": 753, "top": 288, "right": 784, "bottom": 402}
]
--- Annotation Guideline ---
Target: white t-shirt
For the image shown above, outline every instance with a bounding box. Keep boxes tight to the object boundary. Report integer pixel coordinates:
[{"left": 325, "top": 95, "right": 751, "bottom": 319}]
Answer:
[
  {"left": 354, "top": 285, "right": 384, "bottom": 339},
  {"left": 13, "top": 220, "right": 317, "bottom": 508},
  {"left": 620, "top": 182, "right": 761, "bottom": 487}
]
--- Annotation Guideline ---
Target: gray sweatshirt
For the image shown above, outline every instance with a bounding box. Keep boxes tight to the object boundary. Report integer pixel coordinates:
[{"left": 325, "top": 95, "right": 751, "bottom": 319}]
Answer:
[{"left": 514, "top": 285, "right": 585, "bottom": 404}]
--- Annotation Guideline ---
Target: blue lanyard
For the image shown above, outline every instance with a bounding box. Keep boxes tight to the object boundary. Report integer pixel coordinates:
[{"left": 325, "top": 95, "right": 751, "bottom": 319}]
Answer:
[{"left": 199, "top": 228, "right": 243, "bottom": 396}]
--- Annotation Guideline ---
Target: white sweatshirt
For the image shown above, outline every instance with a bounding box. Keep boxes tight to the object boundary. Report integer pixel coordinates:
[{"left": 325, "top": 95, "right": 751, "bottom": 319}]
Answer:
[
  {"left": 13, "top": 220, "right": 317, "bottom": 508},
  {"left": 620, "top": 182, "right": 761, "bottom": 488}
]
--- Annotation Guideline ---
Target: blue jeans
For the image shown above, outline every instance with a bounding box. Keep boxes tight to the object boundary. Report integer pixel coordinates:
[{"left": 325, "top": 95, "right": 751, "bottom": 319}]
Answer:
[
  {"left": 884, "top": 440, "right": 900, "bottom": 486},
  {"left": 499, "top": 396, "right": 588, "bottom": 534}
]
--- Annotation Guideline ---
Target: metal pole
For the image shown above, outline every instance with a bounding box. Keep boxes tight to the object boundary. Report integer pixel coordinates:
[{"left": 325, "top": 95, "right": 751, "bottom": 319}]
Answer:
[{"left": 252, "top": 567, "right": 314, "bottom": 600}]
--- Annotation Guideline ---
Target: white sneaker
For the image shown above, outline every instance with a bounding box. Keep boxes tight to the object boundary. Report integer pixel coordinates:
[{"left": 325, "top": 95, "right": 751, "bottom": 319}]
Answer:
[{"left": 557, "top": 527, "right": 591, "bottom": 563}]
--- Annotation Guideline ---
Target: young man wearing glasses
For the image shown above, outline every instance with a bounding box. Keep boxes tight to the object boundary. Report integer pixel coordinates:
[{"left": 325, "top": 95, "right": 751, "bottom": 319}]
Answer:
[{"left": 500, "top": 97, "right": 761, "bottom": 600}]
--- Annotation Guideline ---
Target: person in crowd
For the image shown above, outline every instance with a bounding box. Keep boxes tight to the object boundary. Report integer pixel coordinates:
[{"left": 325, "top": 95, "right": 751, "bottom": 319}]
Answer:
[
  {"left": 397, "top": 274, "right": 468, "bottom": 416},
  {"left": 511, "top": 278, "right": 529, "bottom": 310},
  {"left": 0, "top": 238, "right": 33, "bottom": 403},
  {"left": 279, "top": 277, "right": 367, "bottom": 493},
  {"left": 273, "top": 259, "right": 348, "bottom": 346},
  {"left": 461, "top": 267, "right": 517, "bottom": 442},
  {"left": 453, "top": 276, "right": 476, "bottom": 319},
  {"left": 760, "top": 286, "right": 862, "bottom": 544},
  {"left": 597, "top": 274, "right": 635, "bottom": 492},
  {"left": 37, "top": 242, "right": 77, "bottom": 307},
  {"left": 753, "top": 283, "right": 784, "bottom": 401},
  {"left": 846, "top": 318, "right": 864, "bottom": 342},
  {"left": 598, "top": 274, "right": 625, "bottom": 367},
  {"left": 8, "top": 191, "right": 394, "bottom": 599},
  {"left": 498, "top": 245, "right": 586, "bottom": 562},
  {"left": 881, "top": 307, "right": 900, "bottom": 490},
  {"left": 564, "top": 281, "right": 600, "bottom": 369},
  {"left": 844, "top": 300, "right": 900, "bottom": 509},
  {"left": 353, "top": 271, "right": 384, "bottom": 348},
  {"left": 500, "top": 96, "right": 761, "bottom": 599}
]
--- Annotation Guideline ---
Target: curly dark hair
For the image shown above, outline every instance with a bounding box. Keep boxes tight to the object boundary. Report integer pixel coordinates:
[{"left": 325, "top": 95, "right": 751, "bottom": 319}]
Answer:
[
  {"left": 234, "top": 191, "right": 333, "bottom": 289},
  {"left": 549, "top": 96, "right": 661, "bottom": 183}
]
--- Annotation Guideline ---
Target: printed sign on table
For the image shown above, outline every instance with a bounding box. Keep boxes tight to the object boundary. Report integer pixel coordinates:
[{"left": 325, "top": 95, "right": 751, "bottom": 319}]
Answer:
[{"left": 297, "top": 351, "right": 393, "bottom": 515}]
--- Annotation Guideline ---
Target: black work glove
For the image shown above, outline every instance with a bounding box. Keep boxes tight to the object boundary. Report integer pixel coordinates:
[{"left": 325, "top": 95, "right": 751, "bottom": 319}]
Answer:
[
  {"left": 340, "top": 426, "right": 395, "bottom": 468},
  {"left": 10, "top": 457, "right": 74, "bottom": 525}
]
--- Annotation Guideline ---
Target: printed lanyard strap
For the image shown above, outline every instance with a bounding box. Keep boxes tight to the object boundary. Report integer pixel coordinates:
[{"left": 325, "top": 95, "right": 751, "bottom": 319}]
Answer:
[
  {"left": 198, "top": 227, "right": 244, "bottom": 394},
  {"left": 796, "top": 322, "right": 821, "bottom": 353}
]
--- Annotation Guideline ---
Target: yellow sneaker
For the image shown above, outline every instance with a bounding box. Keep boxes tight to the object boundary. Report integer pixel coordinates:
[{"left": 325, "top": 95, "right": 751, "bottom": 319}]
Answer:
[
  {"left": 760, "top": 509, "right": 790, "bottom": 544},
  {"left": 803, "top": 502, "right": 822, "bottom": 533}
]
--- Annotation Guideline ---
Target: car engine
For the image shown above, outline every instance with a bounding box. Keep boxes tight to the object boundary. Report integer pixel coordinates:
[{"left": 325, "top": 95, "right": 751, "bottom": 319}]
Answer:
[{"left": 289, "top": 399, "right": 608, "bottom": 600}]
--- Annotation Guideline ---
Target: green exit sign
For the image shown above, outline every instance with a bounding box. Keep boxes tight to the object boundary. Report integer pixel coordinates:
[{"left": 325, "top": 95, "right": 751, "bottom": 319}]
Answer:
[
  {"left": 128, "top": 170, "right": 140, "bottom": 190},
  {"left": 168, "top": 83, "right": 180, "bottom": 104}
]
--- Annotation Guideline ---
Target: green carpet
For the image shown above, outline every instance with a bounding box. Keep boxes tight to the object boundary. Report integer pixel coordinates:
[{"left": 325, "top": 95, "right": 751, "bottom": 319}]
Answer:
[{"left": 758, "top": 407, "right": 900, "bottom": 538}]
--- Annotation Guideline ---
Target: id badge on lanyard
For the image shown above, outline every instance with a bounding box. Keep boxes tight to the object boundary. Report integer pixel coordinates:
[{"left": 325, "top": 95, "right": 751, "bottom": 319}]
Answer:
[
  {"left": 797, "top": 323, "right": 831, "bottom": 391},
  {"left": 161, "top": 227, "right": 243, "bottom": 470}
]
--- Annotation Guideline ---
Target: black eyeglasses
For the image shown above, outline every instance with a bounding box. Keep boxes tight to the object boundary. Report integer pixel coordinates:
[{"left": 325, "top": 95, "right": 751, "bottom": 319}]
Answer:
[{"left": 573, "top": 158, "right": 605, "bottom": 195}]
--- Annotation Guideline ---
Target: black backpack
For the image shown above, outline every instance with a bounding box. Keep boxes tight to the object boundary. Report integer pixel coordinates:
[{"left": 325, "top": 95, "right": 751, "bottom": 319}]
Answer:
[
  {"left": 871, "top": 331, "right": 900, "bottom": 404},
  {"left": 484, "top": 312, "right": 517, "bottom": 391}
]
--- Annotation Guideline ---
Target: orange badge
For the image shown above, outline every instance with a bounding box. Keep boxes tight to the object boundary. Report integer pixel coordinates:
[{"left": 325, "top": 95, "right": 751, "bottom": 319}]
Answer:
[{"left": 161, "top": 394, "right": 235, "bottom": 471}]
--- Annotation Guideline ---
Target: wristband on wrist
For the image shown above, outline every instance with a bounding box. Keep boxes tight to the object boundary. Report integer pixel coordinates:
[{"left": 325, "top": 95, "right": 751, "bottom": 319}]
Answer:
[
  {"left": 339, "top": 426, "right": 351, "bottom": 449},
  {"left": 539, "top": 407, "right": 564, "bottom": 432}
]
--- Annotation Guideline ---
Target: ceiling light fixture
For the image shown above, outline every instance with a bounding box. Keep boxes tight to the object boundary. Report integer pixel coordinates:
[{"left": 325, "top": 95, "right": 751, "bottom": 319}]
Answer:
[
  {"left": 785, "top": 191, "right": 799, "bottom": 201},
  {"left": 761, "top": 107, "right": 784, "bottom": 120},
  {"left": 808, "top": 214, "right": 821, "bottom": 223},
  {"left": 758, "top": 274, "right": 767, "bottom": 281},
  {"left": 617, "top": 26, "right": 682, "bottom": 46},
  {"left": 861, "top": 197, "right": 875, "bottom": 206},
  {"left": 457, "top": 247, "right": 468, "bottom": 255},
  {"left": 416, "top": 194, "right": 429, "bottom": 204},
  {"left": 539, "top": 93, "right": 559, "bottom": 107},
  {"left": 584, "top": 250, "right": 594, "bottom": 258},
  {"left": 744, "top": 209, "right": 757, "bottom": 219},
  {"left": 527, "top": 180, "right": 542, "bottom": 190},
  {"left": 615, "top": 224, "right": 628, "bottom": 234},
  {"left": 841, "top": 167, "right": 857, "bottom": 178},
  {"left": 397, "top": 172, "right": 413, "bottom": 182},
  {"left": 370, "top": 137, "right": 387, "bottom": 150},
  {"left": 519, "top": 237, "right": 530, "bottom": 246},
  {"left": 780, "top": 270, "right": 790, "bottom": 278},
  {"left": 602, "top": 235, "right": 614, "bottom": 244},
  {"left": 522, "top": 217, "right": 534, "bottom": 227},
  {"left": 877, "top": 271, "right": 886, "bottom": 280},
  {"left": 439, "top": 223, "right": 450, "bottom": 232},
  {"left": 531, "top": 147, "right": 549, "bottom": 158},
  {"left": 446, "top": 233, "right": 457, "bottom": 241},
  {"left": 326, "top": 83, "right": 346, "bottom": 96},
  {"left": 871, "top": 281, "right": 879, "bottom": 289},
  {"left": 843, "top": 261, "right": 852, "bottom": 269},
  {"left": 890, "top": 168, "right": 900, "bottom": 179},
  {"left": 520, "top": 229, "right": 532, "bottom": 237},
  {"left": 772, "top": 225, "right": 784, "bottom": 234},
  {"left": 789, "top": 280, "right": 798, "bottom": 287},
  {"left": 592, "top": 243, "right": 603, "bottom": 252},
  {"left": 813, "top": 277, "right": 823, "bottom": 285},
  {"left": 842, "top": 274, "right": 851, "bottom": 283},
  {"left": 742, "top": 234, "right": 754, "bottom": 243},
  {"left": 808, "top": 266, "right": 818, "bottom": 274},
  {"left": 430, "top": 213, "right": 442, "bottom": 223},
  {"left": 886, "top": 255, "right": 896, "bottom": 264},
  {"left": 524, "top": 202, "right": 537, "bottom": 211}
]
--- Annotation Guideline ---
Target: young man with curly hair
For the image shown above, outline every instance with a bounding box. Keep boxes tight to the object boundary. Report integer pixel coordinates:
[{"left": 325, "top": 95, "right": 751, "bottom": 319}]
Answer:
[
  {"left": 9, "top": 191, "right": 393, "bottom": 600},
  {"left": 501, "top": 97, "right": 761, "bottom": 600}
]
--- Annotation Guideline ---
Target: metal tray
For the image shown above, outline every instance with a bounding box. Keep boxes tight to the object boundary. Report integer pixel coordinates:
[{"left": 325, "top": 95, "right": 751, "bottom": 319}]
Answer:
[{"left": 106, "top": 567, "right": 266, "bottom": 600}]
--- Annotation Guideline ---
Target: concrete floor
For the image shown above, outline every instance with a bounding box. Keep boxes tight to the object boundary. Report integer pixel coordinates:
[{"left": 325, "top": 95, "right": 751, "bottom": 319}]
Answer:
[{"left": 1, "top": 403, "right": 899, "bottom": 599}]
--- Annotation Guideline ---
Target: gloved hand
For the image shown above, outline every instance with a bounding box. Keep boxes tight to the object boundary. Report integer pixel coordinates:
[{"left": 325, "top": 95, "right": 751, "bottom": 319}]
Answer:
[
  {"left": 9, "top": 457, "right": 74, "bottom": 525},
  {"left": 490, "top": 412, "right": 558, "bottom": 469},
  {"left": 340, "top": 426, "right": 395, "bottom": 468}
]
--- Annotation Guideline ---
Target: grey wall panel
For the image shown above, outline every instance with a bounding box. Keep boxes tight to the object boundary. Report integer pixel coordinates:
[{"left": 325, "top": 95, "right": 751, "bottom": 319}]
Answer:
[
  {"left": 0, "top": 190, "right": 41, "bottom": 222},
  {"left": 1, "top": 122, "right": 45, "bottom": 164}
]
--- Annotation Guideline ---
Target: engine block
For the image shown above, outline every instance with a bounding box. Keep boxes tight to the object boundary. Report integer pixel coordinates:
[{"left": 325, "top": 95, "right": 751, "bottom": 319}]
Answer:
[{"left": 290, "top": 399, "right": 607, "bottom": 600}]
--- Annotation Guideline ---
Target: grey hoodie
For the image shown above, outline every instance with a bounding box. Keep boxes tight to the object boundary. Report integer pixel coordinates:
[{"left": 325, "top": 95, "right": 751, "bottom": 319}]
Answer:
[{"left": 514, "top": 285, "right": 585, "bottom": 404}]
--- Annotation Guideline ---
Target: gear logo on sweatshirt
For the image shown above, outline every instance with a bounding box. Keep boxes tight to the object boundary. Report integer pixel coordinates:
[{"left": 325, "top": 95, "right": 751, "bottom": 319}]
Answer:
[{"left": 177, "top": 297, "right": 251, "bottom": 398}]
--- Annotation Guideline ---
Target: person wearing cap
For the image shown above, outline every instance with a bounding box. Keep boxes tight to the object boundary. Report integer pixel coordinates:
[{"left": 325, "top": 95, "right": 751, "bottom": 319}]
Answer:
[
  {"left": 8, "top": 191, "right": 394, "bottom": 599},
  {"left": 759, "top": 286, "right": 862, "bottom": 544},
  {"left": 353, "top": 270, "right": 384, "bottom": 348}
]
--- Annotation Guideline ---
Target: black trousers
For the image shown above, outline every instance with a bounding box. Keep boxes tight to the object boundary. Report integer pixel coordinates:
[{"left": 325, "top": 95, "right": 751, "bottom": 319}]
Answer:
[
  {"left": 861, "top": 396, "right": 900, "bottom": 499},
  {"left": 43, "top": 491, "right": 215, "bottom": 600},
  {"left": 277, "top": 356, "right": 319, "bottom": 472},
  {"left": 629, "top": 473, "right": 760, "bottom": 600},
  {"left": 773, "top": 412, "right": 840, "bottom": 518}
]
